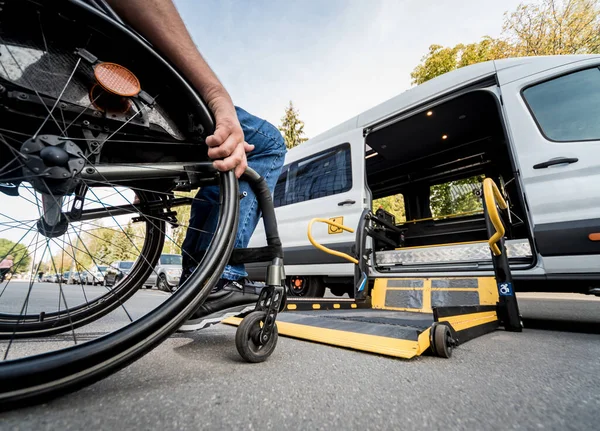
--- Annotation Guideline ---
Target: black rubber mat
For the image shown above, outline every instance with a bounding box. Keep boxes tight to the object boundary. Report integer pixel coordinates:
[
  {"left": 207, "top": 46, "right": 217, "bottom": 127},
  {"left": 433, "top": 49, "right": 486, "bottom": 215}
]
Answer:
[{"left": 277, "top": 310, "right": 434, "bottom": 341}]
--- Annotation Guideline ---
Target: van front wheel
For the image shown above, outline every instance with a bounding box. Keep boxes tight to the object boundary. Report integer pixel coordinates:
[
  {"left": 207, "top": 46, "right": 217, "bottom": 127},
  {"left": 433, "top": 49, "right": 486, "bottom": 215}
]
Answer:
[{"left": 287, "top": 276, "right": 325, "bottom": 298}]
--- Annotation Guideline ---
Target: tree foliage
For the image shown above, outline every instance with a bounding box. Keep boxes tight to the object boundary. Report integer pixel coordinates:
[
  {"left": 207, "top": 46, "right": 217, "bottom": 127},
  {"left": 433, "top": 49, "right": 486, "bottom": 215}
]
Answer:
[
  {"left": 429, "top": 176, "right": 484, "bottom": 218},
  {"left": 411, "top": 0, "right": 600, "bottom": 85},
  {"left": 0, "top": 238, "right": 31, "bottom": 273},
  {"left": 373, "top": 194, "right": 406, "bottom": 222},
  {"left": 279, "top": 101, "right": 308, "bottom": 149}
]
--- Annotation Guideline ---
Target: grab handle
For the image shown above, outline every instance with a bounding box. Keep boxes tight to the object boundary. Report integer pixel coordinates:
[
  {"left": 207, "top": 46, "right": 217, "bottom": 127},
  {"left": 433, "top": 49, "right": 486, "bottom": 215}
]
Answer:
[
  {"left": 307, "top": 218, "right": 358, "bottom": 264},
  {"left": 483, "top": 178, "right": 508, "bottom": 256}
]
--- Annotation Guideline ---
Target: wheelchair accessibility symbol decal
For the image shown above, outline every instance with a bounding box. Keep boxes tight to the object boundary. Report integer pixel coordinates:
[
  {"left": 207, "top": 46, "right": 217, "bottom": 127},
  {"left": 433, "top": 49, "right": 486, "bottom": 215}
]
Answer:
[
  {"left": 328, "top": 217, "right": 344, "bottom": 234},
  {"left": 498, "top": 282, "right": 514, "bottom": 296}
]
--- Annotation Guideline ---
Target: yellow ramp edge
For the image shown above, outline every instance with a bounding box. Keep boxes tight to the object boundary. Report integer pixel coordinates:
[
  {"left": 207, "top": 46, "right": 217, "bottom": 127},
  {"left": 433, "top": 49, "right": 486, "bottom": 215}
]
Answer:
[{"left": 223, "top": 317, "right": 426, "bottom": 359}]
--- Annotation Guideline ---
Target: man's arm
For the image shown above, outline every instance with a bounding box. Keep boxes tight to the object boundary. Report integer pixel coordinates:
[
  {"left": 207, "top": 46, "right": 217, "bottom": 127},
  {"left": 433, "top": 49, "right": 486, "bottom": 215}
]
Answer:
[{"left": 106, "top": 0, "right": 253, "bottom": 178}]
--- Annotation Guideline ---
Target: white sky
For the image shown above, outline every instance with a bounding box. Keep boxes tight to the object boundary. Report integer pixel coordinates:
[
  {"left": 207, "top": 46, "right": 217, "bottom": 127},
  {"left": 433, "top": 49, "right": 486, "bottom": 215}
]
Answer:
[{"left": 175, "top": 0, "right": 523, "bottom": 138}]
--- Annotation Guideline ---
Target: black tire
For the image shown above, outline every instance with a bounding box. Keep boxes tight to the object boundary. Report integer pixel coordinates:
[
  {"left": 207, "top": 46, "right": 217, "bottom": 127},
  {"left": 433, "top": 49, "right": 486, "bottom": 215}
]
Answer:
[
  {"left": 432, "top": 324, "right": 453, "bottom": 358},
  {"left": 235, "top": 311, "right": 278, "bottom": 363},
  {"left": 157, "top": 275, "right": 171, "bottom": 293},
  {"left": 0, "top": 171, "right": 239, "bottom": 409},
  {"left": 287, "top": 276, "right": 325, "bottom": 297},
  {"left": 0, "top": 0, "right": 239, "bottom": 408}
]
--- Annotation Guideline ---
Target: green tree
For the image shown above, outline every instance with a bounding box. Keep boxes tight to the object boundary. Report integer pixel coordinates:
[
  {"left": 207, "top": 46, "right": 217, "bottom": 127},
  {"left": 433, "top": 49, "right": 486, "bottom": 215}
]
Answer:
[
  {"left": 279, "top": 101, "right": 308, "bottom": 149},
  {"left": 111, "top": 222, "right": 138, "bottom": 262},
  {"left": 0, "top": 238, "right": 31, "bottom": 273},
  {"left": 429, "top": 176, "right": 484, "bottom": 218},
  {"left": 411, "top": 0, "right": 600, "bottom": 85},
  {"left": 373, "top": 194, "right": 406, "bottom": 222},
  {"left": 504, "top": 0, "right": 600, "bottom": 56}
]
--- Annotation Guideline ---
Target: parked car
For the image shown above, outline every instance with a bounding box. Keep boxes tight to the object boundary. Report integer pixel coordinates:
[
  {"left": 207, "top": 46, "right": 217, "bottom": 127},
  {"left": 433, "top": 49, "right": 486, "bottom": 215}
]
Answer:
[
  {"left": 67, "top": 271, "right": 87, "bottom": 285},
  {"left": 42, "top": 273, "right": 59, "bottom": 283},
  {"left": 143, "top": 254, "right": 182, "bottom": 292},
  {"left": 104, "top": 261, "right": 135, "bottom": 287},
  {"left": 87, "top": 265, "right": 108, "bottom": 286}
]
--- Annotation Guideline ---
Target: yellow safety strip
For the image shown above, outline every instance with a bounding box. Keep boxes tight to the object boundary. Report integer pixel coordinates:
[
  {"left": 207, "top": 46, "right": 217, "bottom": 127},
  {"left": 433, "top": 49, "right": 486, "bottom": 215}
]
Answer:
[
  {"left": 307, "top": 218, "right": 358, "bottom": 264},
  {"left": 438, "top": 311, "right": 498, "bottom": 332},
  {"left": 483, "top": 178, "right": 508, "bottom": 256}
]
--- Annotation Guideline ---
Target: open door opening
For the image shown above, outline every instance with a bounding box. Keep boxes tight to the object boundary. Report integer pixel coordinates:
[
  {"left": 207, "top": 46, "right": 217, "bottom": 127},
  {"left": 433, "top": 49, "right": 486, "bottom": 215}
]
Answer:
[{"left": 365, "top": 89, "right": 534, "bottom": 272}]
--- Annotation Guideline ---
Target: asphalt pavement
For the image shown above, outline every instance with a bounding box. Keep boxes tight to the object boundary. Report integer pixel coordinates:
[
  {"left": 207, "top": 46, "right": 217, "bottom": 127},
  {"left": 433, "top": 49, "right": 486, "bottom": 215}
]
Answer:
[{"left": 1, "top": 284, "right": 599, "bottom": 430}]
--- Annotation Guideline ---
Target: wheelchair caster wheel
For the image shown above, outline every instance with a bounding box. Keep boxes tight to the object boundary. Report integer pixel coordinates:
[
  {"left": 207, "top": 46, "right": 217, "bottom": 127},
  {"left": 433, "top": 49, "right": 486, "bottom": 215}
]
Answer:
[
  {"left": 235, "top": 311, "right": 278, "bottom": 363},
  {"left": 431, "top": 324, "right": 454, "bottom": 358}
]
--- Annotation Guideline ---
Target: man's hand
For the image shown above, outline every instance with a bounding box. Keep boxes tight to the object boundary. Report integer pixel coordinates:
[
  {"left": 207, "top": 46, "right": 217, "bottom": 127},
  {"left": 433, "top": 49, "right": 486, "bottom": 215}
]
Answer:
[
  {"left": 106, "top": 0, "right": 253, "bottom": 177},
  {"left": 206, "top": 103, "right": 254, "bottom": 178}
]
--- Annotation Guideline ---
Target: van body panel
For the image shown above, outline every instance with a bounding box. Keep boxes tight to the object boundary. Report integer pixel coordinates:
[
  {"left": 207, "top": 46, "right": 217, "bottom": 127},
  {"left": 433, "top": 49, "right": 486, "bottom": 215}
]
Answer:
[
  {"left": 500, "top": 59, "right": 600, "bottom": 269},
  {"left": 248, "top": 128, "right": 366, "bottom": 261},
  {"left": 247, "top": 55, "right": 600, "bottom": 290},
  {"left": 495, "top": 55, "right": 600, "bottom": 86}
]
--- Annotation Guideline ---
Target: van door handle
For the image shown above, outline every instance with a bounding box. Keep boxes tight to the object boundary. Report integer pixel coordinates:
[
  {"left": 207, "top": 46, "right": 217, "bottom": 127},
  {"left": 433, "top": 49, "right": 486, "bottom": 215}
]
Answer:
[
  {"left": 338, "top": 199, "right": 356, "bottom": 206},
  {"left": 533, "top": 157, "right": 578, "bottom": 169}
]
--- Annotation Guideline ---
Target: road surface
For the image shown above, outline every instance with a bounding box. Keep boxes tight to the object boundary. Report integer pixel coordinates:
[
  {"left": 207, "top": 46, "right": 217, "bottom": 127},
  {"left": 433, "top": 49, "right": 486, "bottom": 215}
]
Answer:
[{"left": 1, "top": 283, "right": 599, "bottom": 430}]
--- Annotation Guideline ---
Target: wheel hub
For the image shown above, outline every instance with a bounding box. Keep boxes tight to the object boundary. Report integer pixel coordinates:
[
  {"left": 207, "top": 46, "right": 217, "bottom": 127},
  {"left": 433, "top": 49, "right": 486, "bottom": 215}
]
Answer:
[{"left": 20, "top": 135, "right": 86, "bottom": 195}]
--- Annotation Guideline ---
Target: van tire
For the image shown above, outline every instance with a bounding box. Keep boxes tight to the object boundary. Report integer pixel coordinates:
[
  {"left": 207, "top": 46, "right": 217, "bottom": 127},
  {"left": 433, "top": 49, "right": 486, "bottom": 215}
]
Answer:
[{"left": 287, "top": 276, "right": 325, "bottom": 298}]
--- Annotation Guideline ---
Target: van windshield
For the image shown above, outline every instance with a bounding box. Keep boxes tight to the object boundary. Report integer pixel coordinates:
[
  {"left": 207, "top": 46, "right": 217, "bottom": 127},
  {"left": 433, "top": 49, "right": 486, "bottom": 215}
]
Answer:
[{"left": 523, "top": 67, "right": 600, "bottom": 142}]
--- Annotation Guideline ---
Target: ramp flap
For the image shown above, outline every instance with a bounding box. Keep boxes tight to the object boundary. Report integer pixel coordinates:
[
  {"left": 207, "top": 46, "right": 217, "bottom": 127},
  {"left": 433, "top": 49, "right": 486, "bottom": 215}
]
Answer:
[{"left": 225, "top": 310, "right": 434, "bottom": 359}]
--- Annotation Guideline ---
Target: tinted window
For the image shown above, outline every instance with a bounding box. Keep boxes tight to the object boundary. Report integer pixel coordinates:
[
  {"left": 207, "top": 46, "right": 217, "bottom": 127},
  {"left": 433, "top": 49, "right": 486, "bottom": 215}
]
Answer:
[
  {"left": 275, "top": 144, "right": 352, "bottom": 207},
  {"left": 273, "top": 166, "right": 288, "bottom": 208},
  {"left": 523, "top": 67, "right": 600, "bottom": 141},
  {"left": 119, "top": 261, "right": 134, "bottom": 269},
  {"left": 160, "top": 255, "right": 182, "bottom": 265}
]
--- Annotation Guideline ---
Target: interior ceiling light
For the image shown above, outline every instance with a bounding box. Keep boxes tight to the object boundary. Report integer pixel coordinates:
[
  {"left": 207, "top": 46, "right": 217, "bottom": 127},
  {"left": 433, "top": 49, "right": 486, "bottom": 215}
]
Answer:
[
  {"left": 426, "top": 111, "right": 433, "bottom": 116},
  {"left": 442, "top": 135, "right": 448, "bottom": 140},
  {"left": 459, "top": 114, "right": 466, "bottom": 120}
]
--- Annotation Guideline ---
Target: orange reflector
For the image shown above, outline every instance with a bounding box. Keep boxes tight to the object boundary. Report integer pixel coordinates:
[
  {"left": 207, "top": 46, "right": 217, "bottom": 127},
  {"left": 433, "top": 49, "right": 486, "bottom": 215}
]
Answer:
[
  {"left": 589, "top": 233, "right": 600, "bottom": 241},
  {"left": 94, "top": 62, "right": 140, "bottom": 97}
]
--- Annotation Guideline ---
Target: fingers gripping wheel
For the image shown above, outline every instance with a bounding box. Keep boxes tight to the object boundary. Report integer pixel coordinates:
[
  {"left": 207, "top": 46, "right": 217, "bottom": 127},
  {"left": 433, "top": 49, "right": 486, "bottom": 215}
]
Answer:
[{"left": 235, "top": 311, "right": 278, "bottom": 363}]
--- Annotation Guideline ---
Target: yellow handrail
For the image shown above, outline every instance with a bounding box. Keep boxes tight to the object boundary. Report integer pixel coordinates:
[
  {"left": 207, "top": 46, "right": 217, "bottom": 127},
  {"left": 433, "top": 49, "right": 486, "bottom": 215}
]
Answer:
[
  {"left": 483, "top": 178, "right": 508, "bottom": 256},
  {"left": 307, "top": 218, "right": 359, "bottom": 264}
]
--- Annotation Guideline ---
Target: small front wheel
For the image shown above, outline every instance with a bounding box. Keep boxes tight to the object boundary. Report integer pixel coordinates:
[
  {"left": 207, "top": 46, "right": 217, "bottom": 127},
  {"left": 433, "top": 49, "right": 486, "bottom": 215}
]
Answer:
[
  {"left": 235, "top": 311, "right": 278, "bottom": 363},
  {"left": 432, "top": 324, "right": 454, "bottom": 358}
]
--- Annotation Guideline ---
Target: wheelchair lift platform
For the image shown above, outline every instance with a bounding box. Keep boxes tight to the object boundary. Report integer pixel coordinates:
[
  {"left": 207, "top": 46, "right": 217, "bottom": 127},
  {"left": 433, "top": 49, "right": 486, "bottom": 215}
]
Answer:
[
  {"left": 224, "top": 276, "right": 502, "bottom": 359},
  {"left": 226, "top": 179, "right": 522, "bottom": 359}
]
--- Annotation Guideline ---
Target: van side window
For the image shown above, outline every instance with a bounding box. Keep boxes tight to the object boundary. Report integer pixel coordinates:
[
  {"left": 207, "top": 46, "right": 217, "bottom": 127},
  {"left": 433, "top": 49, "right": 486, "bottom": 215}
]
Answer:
[
  {"left": 274, "top": 143, "right": 352, "bottom": 207},
  {"left": 273, "top": 166, "right": 288, "bottom": 207},
  {"left": 523, "top": 67, "right": 600, "bottom": 142}
]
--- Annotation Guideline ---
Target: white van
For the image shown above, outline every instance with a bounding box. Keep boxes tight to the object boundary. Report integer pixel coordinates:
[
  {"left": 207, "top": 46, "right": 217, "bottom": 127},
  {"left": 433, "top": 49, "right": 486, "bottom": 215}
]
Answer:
[{"left": 248, "top": 55, "right": 600, "bottom": 297}]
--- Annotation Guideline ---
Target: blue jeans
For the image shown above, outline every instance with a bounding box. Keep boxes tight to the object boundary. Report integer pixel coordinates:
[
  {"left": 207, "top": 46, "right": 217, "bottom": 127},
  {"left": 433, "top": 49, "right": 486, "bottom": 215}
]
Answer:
[{"left": 181, "top": 107, "right": 286, "bottom": 280}]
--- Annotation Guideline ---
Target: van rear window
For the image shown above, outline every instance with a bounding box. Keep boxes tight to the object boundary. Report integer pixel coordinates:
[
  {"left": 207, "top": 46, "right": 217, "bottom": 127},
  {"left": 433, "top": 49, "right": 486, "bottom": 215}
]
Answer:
[
  {"left": 523, "top": 67, "right": 600, "bottom": 142},
  {"left": 274, "top": 144, "right": 352, "bottom": 207}
]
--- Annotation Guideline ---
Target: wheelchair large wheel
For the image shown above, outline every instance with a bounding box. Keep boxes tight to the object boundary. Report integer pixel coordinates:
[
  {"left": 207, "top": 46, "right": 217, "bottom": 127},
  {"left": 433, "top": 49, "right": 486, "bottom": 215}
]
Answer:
[{"left": 0, "top": 0, "right": 238, "bottom": 408}]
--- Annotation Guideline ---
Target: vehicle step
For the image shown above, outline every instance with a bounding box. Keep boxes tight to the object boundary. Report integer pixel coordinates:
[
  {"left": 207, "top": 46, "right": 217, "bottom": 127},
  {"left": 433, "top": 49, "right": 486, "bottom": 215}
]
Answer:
[{"left": 375, "top": 239, "right": 532, "bottom": 266}]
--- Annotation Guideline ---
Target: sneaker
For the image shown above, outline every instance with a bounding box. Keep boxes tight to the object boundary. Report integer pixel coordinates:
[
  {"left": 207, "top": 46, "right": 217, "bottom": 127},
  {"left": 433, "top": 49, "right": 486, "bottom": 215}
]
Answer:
[{"left": 177, "top": 279, "right": 263, "bottom": 332}]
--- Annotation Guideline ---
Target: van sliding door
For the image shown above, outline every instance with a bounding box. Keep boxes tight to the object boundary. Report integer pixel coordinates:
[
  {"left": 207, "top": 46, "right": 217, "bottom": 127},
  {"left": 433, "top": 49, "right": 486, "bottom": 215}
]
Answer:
[{"left": 501, "top": 61, "right": 600, "bottom": 274}]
